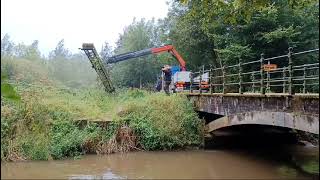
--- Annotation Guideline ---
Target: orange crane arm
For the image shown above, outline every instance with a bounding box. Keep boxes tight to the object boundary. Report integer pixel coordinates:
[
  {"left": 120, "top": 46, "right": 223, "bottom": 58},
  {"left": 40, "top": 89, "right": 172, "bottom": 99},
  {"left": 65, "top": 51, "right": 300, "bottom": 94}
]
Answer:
[
  {"left": 151, "top": 45, "right": 186, "bottom": 71},
  {"left": 107, "top": 45, "right": 187, "bottom": 71}
]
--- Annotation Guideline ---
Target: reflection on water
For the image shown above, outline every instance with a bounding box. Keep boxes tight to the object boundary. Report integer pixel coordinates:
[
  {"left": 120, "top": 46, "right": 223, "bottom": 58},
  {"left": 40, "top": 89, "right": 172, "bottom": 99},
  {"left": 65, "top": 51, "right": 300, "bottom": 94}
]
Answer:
[
  {"left": 290, "top": 146, "right": 319, "bottom": 175},
  {"left": 1, "top": 145, "right": 318, "bottom": 179},
  {"left": 69, "top": 169, "right": 125, "bottom": 180}
]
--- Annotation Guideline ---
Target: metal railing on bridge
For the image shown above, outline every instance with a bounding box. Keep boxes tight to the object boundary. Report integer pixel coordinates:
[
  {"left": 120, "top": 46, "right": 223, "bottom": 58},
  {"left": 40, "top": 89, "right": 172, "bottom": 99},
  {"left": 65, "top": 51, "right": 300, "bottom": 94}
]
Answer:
[{"left": 187, "top": 47, "right": 319, "bottom": 95}]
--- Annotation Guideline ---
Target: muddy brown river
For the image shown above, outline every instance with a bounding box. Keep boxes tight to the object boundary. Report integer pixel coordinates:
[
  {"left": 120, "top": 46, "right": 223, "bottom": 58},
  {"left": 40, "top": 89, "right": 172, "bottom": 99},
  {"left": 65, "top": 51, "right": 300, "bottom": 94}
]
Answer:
[{"left": 1, "top": 145, "right": 318, "bottom": 179}]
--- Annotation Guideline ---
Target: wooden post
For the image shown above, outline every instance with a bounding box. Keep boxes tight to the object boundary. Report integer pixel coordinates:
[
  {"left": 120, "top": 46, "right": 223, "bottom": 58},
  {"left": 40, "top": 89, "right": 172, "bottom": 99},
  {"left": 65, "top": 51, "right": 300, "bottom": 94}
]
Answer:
[
  {"left": 288, "top": 47, "right": 294, "bottom": 95},
  {"left": 260, "top": 53, "right": 265, "bottom": 95},
  {"left": 239, "top": 58, "right": 243, "bottom": 94},
  {"left": 283, "top": 68, "right": 286, "bottom": 93}
]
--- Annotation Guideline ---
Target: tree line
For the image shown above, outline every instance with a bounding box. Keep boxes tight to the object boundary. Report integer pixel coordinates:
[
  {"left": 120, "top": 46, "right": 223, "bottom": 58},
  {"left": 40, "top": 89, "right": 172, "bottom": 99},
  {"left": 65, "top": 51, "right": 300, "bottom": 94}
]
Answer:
[{"left": 1, "top": 0, "right": 319, "bottom": 89}]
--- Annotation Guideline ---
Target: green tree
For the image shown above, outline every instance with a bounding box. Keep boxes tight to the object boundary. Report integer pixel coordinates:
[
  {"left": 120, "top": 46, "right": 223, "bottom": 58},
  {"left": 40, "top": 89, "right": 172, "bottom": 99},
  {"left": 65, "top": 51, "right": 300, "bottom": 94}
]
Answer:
[
  {"left": 167, "top": 0, "right": 319, "bottom": 69},
  {"left": 100, "top": 42, "right": 113, "bottom": 60},
  {"left": 13, "top": 43, "right": 28, "bottom": 58},
  {"left": 111, "top": 18, "right": 164, "bottom": 88},
  {"left": 163, "top": 1, "right": 218, "bottom": 70},
  {"left": 26, "top": 40, "right": 41, "bottom": 60},
  {"left": 49, "top": 39, "right": 71, "bottom": 60},
  {"left": 1, "top": 34, "right": 15, "bottom": 58},
  {"left": 12, "top": 40, "right": 41, "bottom": 60}
]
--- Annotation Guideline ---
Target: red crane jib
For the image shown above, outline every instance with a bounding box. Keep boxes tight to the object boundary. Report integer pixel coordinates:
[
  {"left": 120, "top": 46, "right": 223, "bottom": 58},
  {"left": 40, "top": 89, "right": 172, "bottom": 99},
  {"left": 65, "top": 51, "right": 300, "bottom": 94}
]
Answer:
[
  {"left": 107, "top": 45, "right": 186, "bottom": 71},
  {"left": 151, "top": 45, "right": 186, "bottom": 71}
]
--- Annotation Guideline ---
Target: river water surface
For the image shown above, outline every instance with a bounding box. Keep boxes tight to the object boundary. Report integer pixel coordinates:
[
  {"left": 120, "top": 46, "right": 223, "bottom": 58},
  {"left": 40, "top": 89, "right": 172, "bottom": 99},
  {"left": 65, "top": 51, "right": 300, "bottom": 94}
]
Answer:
[{"left": 1, "top": 145, "right": 318, "bottom": 179}]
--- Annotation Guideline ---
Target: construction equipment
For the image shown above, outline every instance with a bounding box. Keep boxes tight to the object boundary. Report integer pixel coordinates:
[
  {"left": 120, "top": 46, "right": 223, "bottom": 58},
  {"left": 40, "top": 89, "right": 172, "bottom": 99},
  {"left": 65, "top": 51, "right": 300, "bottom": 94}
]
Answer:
[
  {"left": 106, "top": 44, "right": 186, "bottom": 71},
  {"left": 80, "top": 43, "right": 115, "bottom": 93},
  {"left": 81, "top": 43, "right": 188, "bottom": 92}
]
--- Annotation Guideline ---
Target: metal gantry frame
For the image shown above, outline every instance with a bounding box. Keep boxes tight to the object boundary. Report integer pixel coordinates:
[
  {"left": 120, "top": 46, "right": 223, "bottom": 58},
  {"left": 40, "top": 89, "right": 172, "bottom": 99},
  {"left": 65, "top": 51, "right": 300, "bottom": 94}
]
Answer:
[
  {"left": 80, "top": 43, "right": 115, "bottom": 93},
  {"left": 186, "top": 48, "right": 319, "bottom": 95}
]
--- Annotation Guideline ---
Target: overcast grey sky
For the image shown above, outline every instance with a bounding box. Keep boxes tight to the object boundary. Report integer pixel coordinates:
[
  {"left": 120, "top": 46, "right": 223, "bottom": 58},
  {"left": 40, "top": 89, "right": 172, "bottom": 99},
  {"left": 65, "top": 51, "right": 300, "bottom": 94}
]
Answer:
[{"left": 1, "top": 0, "right": 169, "bottom": 56}]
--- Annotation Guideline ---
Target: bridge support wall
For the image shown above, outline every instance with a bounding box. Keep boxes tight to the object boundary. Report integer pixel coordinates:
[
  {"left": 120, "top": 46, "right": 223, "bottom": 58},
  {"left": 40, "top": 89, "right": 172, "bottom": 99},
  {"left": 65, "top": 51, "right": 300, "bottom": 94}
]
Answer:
[{"left": 187, "top": 94, "right": 319, "bottom": 134}]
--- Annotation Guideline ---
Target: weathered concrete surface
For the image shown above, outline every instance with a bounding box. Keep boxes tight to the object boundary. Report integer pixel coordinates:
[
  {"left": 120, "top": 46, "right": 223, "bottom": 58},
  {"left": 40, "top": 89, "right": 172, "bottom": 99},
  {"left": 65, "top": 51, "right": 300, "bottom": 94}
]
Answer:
[
  {"left": 187, "top": 93, "right": 319, "bottom": 115},
  {"left": 186, "top": 93, "right": 319, "bottom": 134},
  {"left": 207, "top": 111, "right": 319, "bottom": 134}
]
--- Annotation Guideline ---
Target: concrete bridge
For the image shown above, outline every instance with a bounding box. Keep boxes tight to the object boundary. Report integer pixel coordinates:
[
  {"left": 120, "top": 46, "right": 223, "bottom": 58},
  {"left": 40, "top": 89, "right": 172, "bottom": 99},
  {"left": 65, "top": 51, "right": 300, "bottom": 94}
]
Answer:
[
  {"left": 187, "top": 93, "right": 319, "bottom": 135},
  {"left": 182, "top": 48, "right": 319, "bottom": 135}
]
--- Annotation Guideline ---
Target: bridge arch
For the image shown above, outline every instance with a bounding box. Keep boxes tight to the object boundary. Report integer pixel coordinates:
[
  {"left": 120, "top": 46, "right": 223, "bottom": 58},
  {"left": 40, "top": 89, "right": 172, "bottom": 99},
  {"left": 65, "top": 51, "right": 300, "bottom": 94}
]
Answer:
[{"left": 206, "top": 111, "right": 319, "bottom": 134}]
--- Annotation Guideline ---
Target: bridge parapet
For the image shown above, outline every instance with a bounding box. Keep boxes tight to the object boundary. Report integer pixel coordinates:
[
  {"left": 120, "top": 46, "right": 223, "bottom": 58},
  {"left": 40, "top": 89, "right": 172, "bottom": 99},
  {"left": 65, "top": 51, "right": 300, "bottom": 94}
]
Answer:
[{"left": 184, "top": 47, "right": 319, "bottom": 95}]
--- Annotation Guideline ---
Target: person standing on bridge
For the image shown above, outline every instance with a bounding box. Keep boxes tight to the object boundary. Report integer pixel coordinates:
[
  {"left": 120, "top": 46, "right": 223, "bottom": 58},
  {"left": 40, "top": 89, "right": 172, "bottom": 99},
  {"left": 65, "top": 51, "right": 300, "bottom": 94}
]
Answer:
[{"left": 162, "top": 65, "right": 172, "bottom": 95}]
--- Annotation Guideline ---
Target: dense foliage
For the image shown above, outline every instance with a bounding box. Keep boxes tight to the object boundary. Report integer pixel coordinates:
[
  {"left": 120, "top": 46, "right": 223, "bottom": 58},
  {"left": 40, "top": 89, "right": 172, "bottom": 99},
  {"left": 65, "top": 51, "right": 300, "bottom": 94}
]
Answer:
[
  {"left": 1, "top": 56, "right": 203, "bottom": 161},
  {"left": 1, "top": 86, "right": 203, "bottom": 160},
  {"left": 1, "top": 0, "right": 318, "bottom": 88},
  {"left": 116, "top": 91, "right": 203, "bottom": 150},
  {"left": 167, "top": 0, "right": 319, "bottom": 70}
]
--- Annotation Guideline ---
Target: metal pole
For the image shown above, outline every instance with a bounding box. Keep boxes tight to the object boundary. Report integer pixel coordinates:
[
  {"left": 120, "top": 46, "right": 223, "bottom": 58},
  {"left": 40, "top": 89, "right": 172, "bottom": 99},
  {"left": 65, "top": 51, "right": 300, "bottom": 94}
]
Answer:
[
  {"left": 222, "top": 65, "right": 226, "bottom": 94},
  {"left": 266, "top": 60, "right": 270, "bottom": 93},
  {"left": 260, "top": 53, "right": 265, "bottom": 95},
  {"left": 239, "top": 58, "right": 243, "bottom": 94},
  {"left": 283, "top": 68, "right": 286, "bottom": 93},
  {"left": 251, "top": 72, "right": 255, "bottom": 92},
  {"left": 288, "top": 47, "right": 294, "bottom": 95},
  {"left": 303, "top": 66, "right": 306, "bottom": 94},
  {"left": 209, "top": 65, "right": 213, "bottom": 94},
  {"left": 199, "top": 67, "right": 202, "bottom": 94},
  {"left": 190, "top": 72, "right": 193, "bottom": 93}
]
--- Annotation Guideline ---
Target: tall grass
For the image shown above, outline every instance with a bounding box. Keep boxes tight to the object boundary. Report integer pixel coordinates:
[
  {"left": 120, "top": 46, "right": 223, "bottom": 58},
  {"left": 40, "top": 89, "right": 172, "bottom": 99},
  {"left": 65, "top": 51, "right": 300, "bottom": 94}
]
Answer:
[
  {"left": 116, "top": 91, "right": 204, "bottom": 150},
  {"left": 1, "top": 89, "right": 204, "bottom": 161},
  {"left": 1, "top": 56, "right": 204, "bottom": 161}
]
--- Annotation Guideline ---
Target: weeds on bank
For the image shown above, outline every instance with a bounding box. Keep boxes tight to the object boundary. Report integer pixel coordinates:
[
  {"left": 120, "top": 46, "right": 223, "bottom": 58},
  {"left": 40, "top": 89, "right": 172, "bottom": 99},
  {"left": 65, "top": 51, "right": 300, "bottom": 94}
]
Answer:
[
  {"left": 1, "top": 89, "right": 204, "bottom": 161},
  {"left": 1, "top": 57, "right": 204, "bottom": 161}
]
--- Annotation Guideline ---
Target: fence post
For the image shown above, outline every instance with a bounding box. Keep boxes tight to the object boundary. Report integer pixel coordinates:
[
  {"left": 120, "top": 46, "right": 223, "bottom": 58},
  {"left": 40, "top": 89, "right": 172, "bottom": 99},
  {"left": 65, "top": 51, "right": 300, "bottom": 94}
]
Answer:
[
  {"left": 251, "top": 72, "right": 255, "bottom": 92},
  {"left": 209, "top": 65, "right": 213, "bottom": 94},
  {"left": 288, "top": 47, "right": 294, "bottom": 95},
  {"left": 199, "top": 67, "right": 202, "bottom": 94},
  {"left": 222, "top": 65, "right": 226, "bottom": 94},
  {"left": 303, "top": 65, "right": 306, "bottom": 94},
  {"left": 260, "top": 53, "right": 265, "bottom": 95},
  {"left": 239, "top": 58, "right": 243, "bottom": 94},
  {"left": 190, "top": 72, "right": 193, "bottom": 93},
  {"left": 283, "top": 68, "right": 286, "bottom": 93},
  {"left": 266, "top": 60, "right": 270, "bottom": 93}
]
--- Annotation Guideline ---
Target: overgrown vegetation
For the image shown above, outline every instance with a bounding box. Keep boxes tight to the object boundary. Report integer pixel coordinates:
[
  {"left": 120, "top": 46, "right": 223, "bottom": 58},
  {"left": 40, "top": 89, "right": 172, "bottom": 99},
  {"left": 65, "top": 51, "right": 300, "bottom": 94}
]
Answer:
[
  {"left": 1, "top": 87, "right": 203, "bottom": 161},
  {"left": 1, "top": 55, "right": 203, "bottom": 161}
]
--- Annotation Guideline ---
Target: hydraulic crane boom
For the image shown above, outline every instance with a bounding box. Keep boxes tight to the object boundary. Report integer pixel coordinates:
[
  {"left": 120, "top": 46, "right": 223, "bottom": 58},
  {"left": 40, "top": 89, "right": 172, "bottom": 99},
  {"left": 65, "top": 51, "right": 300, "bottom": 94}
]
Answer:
[
  {"left": 107, "top": 45, "right": 187, "bottom": 71},
  {"left": 80, "top": 43, "right": 187, "bottom": 93}
]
